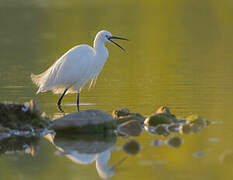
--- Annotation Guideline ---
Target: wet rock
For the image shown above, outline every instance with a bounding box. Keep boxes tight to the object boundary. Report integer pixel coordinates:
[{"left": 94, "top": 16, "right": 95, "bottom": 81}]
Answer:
[
  {"left": 0, "top": 100, "right": 50, "bottom": 131},
  {"left": 205, "top": 120, "right": 212, "bottom": 126},
  {"left": 117, "top": 114, "right": 145, "bottom": 125},
  {"left": 165, "top": 136, "right": 183, "bottom": 148},
  {"left": 167, "top": 124, "right": 180, "bottom": 132},
  {"left": 50, "top": 109, "right": 116, "bottom": 134},
  {"left": 117, "top": 120, "right": 142, "bottom": 137},
  {"left": 154, "top": 124, "right": 170, "bottom": 137},
  {"left": 155, "top": 106, "right": 171, "bottom": 114},
  {"left": 179, "top": 124, "right": 192, "bottom": 134},
  {"left": 113, "top": 108, "right": 145, "bottom": 125},
  {"left": 0, "top": 125, "right": 10, "bottom": 133},
  {"left": 112, "top": 108, "right": 130, "bottom": 118},
  {"left": 122, "top": 140, "right": 141, "bottom": 155},
  {"left": 144, "top": 106, "right": 177, "bottom": 127},
  {"left": 186, "top": 114, "right": 206, "bottom": 133},
  {"left": 186, "top": 114, "right": 206, "bottom": 126},
  {"left": 175, "top": 119, "right": 187, "bottom": 124},
  {"left": 24, "top": 99, "right": 40, "bottom": 114}
]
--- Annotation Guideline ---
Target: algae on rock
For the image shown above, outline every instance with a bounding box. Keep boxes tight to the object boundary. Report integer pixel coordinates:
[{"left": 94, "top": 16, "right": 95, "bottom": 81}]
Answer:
[
  {"left": 112, "top": 108, "right": 145, "bottom": 125},
  {"left": 144, "top": 106, "right": 177, "bottom": 127},
  {"left": 0, "top": 100, "right": 50, "bottom": 131}
]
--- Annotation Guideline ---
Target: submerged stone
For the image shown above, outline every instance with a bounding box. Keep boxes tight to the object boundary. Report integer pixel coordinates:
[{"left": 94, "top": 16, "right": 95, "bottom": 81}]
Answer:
[
  {"left": 186, "top": 114, "right": 206, "bottom": 133},
  {"left": 50, "top": 109, "right": 116, "bottom": 134},
  {"left": 179, "top": 124, "right": 192, "bottom": 134},
  {"left": 186, "top": 114, "right": 206, "bottom": 126},
  {"left": 117, "top": 120, "right": 142, "bottom": 137},
  {"left": 144, "top": 106, "right": 177, "bottom": 127},
  {"left": 167, "top": 124, "right": 180, "bottom": 132},
  {"left": 154, "top": 124, "right": 170, "bottom": 137},
  {"left": 122, "top": 140, "right": 141, "bottom": 155},
  {"left": 165, "top": 136, "right": 183, "bottom": 148}
]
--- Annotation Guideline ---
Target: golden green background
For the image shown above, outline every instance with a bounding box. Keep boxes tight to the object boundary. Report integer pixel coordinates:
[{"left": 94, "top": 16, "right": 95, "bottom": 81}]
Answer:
[{"left": 0, "top": 0, "right": 233, "bottom": 179}]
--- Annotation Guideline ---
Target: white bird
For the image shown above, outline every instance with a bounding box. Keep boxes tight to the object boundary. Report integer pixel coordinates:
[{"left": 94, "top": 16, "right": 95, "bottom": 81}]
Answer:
[{"left": 31, "top": 30, "right": 128, "bottom": 112}]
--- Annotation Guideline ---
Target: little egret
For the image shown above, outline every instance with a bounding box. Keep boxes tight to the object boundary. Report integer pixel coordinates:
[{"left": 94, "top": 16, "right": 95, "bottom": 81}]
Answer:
[{"left": 31, "top": 30, "right": 128, "bottom": 112}]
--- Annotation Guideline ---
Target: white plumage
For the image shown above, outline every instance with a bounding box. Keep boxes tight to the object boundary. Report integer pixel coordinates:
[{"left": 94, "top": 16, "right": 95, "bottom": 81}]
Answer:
[{"left": 31, "top": 30, "right": 127, "bottom": 111}]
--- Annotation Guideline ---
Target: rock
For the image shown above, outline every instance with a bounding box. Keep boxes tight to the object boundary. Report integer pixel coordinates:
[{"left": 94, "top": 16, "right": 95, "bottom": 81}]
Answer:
[
  {"left": 154, "top": 124, "right": 170, "bottom": 137},
  {"left": 155, "top": 106, "right": 171, "bottom": 114},
  {"left": 205, "top": 120, "right": 212, "bottom": 126},
  {"left": 186, "top": 114, "right": 206, "bottom": 126},
  {"left": 144, "top": 106, "right": 177, "bottom": 127},
  {"left": 112, "top": 108, "right": 130, "bottom": 118},
  {"left": 0, "top": 100, "right": 50, "bottom": 131},
  {"left": 165, "top": 136, "right": 183, "bottom": 148},
  {"left": 0, "top": 125, "right": 10, "bottom": 133},
  {"left": 122, "top": 140, "right": 141, "bottom": 155},
  {"left": 113, "top": 108, "right": 145, "bottom": 125},
  {"left": 167, "top": 124, "right": 180, "bottom": 132},
  {"left": 179, "top": 124, "right": 192, "bottom": 134},
  {"left": 50, "top": 109, "right": 116, "bottom": 134},
  {"left": 25, "top": 99, "right": 40, "bottom": 114},
  {"left": 117, "top": 120, "right": 142, "bottom": 137},
  {"left": 117, "top": 113, "right": 145, "bottom": 125},
  {"left": 186, "top": 114, "right": 206, "bottom": 133}
]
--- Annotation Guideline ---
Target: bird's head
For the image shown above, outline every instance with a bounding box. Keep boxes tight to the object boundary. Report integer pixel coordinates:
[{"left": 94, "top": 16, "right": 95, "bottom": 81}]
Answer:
[{"left": 95, "top": 30, "right": 128, "bottom": 51}]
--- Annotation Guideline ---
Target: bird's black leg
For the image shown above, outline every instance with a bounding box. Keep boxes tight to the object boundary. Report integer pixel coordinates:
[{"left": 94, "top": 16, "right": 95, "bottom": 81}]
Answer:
[
  {"left": 77, "top": 90, "right": 80, "bottom": 112},
  {"left": 57, "top": 88, "right": 68, "bottom": 112}
]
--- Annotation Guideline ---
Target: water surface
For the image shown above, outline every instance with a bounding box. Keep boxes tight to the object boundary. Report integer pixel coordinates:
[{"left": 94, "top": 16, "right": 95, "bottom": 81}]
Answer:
[{"left": 0, "top": 0, "right": 233, "bottom": 179}]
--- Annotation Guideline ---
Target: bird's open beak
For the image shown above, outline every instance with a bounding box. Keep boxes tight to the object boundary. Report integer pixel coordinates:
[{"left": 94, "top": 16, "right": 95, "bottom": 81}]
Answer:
[{"left": 108, "top": 36, "right": 128, "bottom": 51}]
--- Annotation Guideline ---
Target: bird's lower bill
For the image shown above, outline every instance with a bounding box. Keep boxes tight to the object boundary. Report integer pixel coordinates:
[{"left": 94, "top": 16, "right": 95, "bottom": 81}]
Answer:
[{"left": 108, "top": 36, "right": 128, "bottom": 51}]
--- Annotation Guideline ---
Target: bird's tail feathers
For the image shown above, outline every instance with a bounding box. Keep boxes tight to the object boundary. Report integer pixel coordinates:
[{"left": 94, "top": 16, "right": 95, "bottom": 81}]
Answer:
[
  {"left": 31, "top": 72, "right": 49, "bottom": 94},
  {"left": 31, "top": 73, "right": 40, "bottom": 86}
]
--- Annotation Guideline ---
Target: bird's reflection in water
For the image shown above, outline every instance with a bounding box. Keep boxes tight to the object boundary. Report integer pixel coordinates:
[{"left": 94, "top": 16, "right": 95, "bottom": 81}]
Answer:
[{"left": 44, "top": 132, "right": 127, "bottom": 179}]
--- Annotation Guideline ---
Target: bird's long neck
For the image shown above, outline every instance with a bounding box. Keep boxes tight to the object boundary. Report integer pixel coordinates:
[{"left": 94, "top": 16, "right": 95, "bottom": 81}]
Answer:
[{"left": 93, "top": 38, "right": 109, "bottom": 58}]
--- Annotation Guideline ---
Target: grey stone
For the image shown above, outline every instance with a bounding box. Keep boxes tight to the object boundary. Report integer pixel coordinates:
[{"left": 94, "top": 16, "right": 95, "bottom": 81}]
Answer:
[
  {"left": 50, "top": 109, "right": 116, "bottom": 133},
  {"left": 117, "top": 120, "right": 142, "bottom": 137}
]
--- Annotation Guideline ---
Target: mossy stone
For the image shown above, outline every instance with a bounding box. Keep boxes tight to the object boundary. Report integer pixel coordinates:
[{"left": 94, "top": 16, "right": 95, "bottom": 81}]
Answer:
[
  {"left": 112, "top": 108, "right": 145, "bottom": 125},
  {"left": 112, "top": 108, "right": 130, "bottom": 118},
  {"left": 0, "top": 100, "right": 50, "bottom": 131},
  {"left": 144, "top": 106, "right": 177, "bottom": 127},
  {"left": 186, "top": 114, "right": 206, "bottom": 126}
]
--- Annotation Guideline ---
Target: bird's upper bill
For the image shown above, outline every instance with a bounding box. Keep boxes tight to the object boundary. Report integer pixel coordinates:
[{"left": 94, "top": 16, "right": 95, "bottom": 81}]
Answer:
[{"left": 107, "top": 36, "right": 128, "bottom": 51}]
